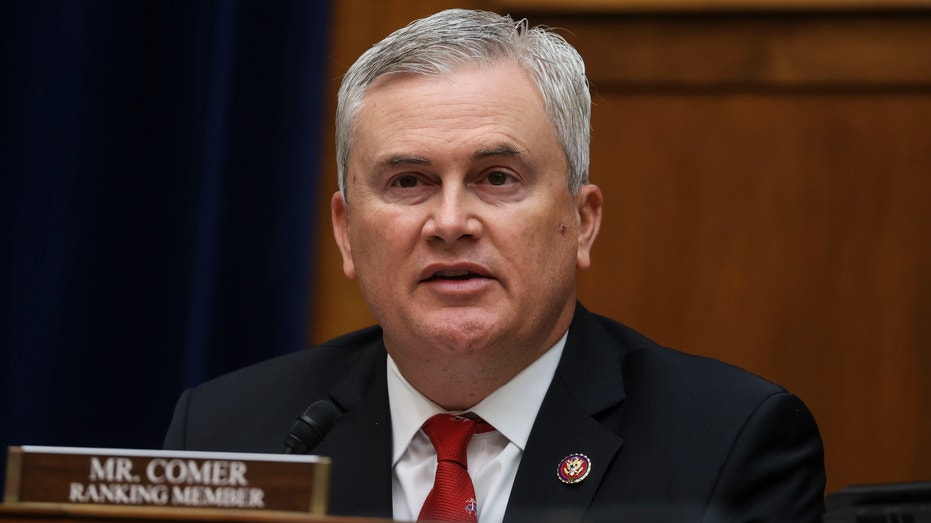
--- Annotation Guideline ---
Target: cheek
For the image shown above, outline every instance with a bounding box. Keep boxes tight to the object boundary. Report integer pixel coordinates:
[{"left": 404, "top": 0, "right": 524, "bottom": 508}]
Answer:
[
  {"left": 349, "top": 209, "right": 420, "bottom": 266},
  {"left": 509, "top": 208, "right": 576, "bottom": 270}
]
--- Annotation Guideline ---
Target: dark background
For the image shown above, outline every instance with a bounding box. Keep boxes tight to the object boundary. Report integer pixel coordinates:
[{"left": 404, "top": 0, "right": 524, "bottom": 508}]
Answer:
[{"left": 0, "top": 0, "right": 332, "bottom": 487}]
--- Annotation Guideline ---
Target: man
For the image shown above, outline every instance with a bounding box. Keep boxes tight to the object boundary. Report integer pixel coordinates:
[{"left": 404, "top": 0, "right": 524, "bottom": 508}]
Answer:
[{"left": 165, "top": 8, "right": 826, "bottom": 522}]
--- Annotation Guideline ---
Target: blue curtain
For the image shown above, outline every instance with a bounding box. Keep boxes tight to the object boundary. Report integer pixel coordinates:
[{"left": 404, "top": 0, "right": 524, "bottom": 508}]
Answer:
[{"left": 0, "top": 0, "right": 331, "bottom": 486}]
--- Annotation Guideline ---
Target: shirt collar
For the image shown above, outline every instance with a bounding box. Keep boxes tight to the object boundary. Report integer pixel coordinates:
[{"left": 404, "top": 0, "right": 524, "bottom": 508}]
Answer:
[{"left": 387, "top": 332, "right": 568, "bottom": 465}]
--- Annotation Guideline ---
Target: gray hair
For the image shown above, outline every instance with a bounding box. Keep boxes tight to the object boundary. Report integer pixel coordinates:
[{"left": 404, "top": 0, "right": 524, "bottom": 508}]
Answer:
[{"left": 335, "top": 8, "right": 591, "bottom": 196}]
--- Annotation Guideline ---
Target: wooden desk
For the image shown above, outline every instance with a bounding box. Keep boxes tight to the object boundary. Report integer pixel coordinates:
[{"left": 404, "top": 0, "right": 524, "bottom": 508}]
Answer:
[{"left": 0, "top": 504, "right": 390, "bottom": 523}]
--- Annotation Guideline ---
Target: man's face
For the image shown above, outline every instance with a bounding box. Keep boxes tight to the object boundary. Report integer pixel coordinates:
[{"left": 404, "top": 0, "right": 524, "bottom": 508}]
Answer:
[{"left": 332, "top": 61, "right": 601, "bottom": 378}]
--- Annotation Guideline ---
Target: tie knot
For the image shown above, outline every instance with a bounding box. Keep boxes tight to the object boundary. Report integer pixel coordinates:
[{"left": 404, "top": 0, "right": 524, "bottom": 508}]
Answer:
[{"left": 421, "top": 414, "right": 491, "bottom": 466}]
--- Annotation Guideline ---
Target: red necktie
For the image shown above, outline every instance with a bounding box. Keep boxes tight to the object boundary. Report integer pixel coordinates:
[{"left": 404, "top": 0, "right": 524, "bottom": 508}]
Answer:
[{"left": 418, "top": 414, "right": 494, "bottom": 522}]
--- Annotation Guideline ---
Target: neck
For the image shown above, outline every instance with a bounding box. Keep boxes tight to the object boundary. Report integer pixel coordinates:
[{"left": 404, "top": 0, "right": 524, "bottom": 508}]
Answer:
[
  {"left": 403, "top": 365, "right": 512, "bottom": 411},
  {"left": 388, "top": 335, "right": 563, "bottom": 411}
]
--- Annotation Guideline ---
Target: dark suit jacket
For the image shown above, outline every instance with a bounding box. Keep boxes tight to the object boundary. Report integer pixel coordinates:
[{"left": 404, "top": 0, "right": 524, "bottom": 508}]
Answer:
[{"left": 164, "top": 303, "right": 826, "bottom": 522}]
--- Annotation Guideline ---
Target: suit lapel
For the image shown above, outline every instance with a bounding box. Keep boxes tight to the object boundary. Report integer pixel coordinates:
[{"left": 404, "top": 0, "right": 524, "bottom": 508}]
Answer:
[
  {"left": 504, "top": 304, "right": 627, "bottom": 523},
  {"left": 312, "top": 339, "right": 394, "bottom": 519}
]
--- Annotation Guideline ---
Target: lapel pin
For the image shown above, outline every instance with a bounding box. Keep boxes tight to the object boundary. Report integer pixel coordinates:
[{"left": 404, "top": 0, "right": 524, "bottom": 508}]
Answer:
[{"left": 556, "top": 453, "right": 591, "bottom": 484}]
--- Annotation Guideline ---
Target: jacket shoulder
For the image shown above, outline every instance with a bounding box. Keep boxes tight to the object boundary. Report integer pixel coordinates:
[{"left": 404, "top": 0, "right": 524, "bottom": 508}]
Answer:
[
  {"left": 192, "top": 325, "right": 382, "bottom": 400},
  {"left": 163, "top": 325, "right": 383, "bottom": 452},
  {"left": 583, "top": 309, "right": 786, "bottom": 402}
]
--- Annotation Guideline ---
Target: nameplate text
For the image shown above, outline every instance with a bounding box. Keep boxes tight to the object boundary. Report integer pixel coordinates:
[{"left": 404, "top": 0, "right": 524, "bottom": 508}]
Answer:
[{"left": 4, "top": 446, "right": 331, "bottom": 514}]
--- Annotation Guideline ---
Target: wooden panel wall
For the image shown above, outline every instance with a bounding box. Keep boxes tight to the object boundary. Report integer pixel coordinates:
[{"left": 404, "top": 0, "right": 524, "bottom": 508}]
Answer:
[{"left": 310, "top": 0, "right": 931, "bottom": 496}]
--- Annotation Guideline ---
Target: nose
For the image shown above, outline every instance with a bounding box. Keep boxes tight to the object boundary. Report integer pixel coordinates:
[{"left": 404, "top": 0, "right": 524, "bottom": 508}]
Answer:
[{"left": 422, "top": 185, "right": 482, "bottom": 244}]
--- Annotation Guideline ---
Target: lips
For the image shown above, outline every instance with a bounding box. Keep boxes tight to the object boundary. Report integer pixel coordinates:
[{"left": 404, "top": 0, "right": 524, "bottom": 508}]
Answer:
[
  {"left": 419, "top": 263, "right": 493, "bottom": 283},
  {"left": 428, "top": 269, "right": 478, "bottom": 281},
  {"left": 419, "top": 265, "right": 495, "bottom": 297}
]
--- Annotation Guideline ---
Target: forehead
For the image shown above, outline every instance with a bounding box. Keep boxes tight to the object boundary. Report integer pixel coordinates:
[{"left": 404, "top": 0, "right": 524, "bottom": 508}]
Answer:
[
  {"left": 351, "top": 62, "right": 557, "bottom": 164},
  {"left": 364, "top": 59, "right": 542, "bottom": 106}
]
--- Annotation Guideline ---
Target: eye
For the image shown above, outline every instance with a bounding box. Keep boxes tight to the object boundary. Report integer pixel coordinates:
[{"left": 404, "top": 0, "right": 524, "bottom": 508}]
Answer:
[
  {"left": 486, "top": 171, "right": 512, "bottom": 186},
  {"left": 394, "top": 175, "right": 420, "bottom": 188}
]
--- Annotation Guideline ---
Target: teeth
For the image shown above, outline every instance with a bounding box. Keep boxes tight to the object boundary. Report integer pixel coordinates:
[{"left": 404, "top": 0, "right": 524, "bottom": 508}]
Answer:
[{"left": 436, "top": 269, "right": 470, "bottom": 278}]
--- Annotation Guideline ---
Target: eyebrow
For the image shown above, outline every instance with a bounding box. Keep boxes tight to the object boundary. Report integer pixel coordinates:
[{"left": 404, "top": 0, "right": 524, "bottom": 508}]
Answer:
[
  {"left": 384, "top": 154, "right": 430, "bottom": 167},
  {"left": 378, "top": 144, "right": 525, "bottom": 168},
  {"left": 473, "top": 144, "right": 523, "bottom": 160}
]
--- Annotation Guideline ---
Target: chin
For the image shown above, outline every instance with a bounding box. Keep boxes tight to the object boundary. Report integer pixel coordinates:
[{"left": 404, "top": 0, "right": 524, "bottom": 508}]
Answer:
[{"left": 417, "top": 312, "right": 499, "bottom": 355}]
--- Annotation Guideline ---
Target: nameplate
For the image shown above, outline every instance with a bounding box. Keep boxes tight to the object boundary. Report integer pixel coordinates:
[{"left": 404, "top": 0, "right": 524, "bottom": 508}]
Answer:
[{"left": 4, "top": 446, "right": 331, "bottom": 514}]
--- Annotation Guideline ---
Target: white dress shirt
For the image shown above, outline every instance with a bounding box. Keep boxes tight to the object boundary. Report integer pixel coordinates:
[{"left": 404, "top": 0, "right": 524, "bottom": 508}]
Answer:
[{"left": 387, "top": 332, "right": 567, "bottom": 523}]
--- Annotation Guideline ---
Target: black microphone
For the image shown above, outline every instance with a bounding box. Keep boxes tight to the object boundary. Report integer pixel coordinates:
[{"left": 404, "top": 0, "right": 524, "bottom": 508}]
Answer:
[{"left": 283, "top": 400, "right": 344, "bottom": 454}]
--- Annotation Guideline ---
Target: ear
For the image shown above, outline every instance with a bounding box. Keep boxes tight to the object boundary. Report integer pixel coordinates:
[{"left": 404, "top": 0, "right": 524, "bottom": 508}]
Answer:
[
  {"left": 575, "top": 184, "right": 603, "bottom": 271},
  {"left": 331, "top": 191, "right": 357, "bottom": 280}
]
